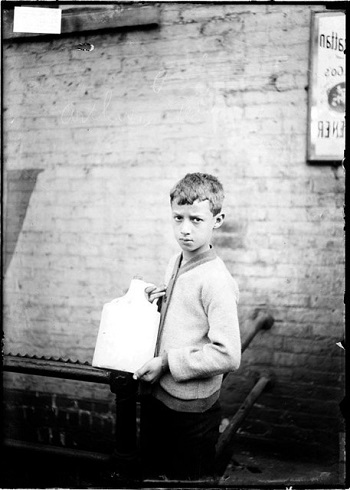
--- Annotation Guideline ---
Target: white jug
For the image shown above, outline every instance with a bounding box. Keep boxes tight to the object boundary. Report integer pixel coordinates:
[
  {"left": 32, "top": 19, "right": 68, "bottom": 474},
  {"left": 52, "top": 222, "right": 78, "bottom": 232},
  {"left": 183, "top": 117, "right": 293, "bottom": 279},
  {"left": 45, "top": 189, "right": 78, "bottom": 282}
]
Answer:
[{"left": 92, "top": 279, "right": 160, "bottom": 373}]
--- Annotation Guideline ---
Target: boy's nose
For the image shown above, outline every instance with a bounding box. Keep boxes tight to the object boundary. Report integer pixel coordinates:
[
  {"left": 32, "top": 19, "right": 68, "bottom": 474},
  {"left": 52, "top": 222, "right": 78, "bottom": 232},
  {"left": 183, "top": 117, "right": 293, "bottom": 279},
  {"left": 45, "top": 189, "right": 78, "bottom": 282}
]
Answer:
[{"left": 180, "top": 221, "right": 191, "bottom": 235}]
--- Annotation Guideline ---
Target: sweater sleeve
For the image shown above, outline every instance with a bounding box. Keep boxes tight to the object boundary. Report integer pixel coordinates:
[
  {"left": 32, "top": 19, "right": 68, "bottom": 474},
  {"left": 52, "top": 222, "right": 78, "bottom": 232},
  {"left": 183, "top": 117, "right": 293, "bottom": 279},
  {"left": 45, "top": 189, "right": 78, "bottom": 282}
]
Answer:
[{"left": 167, "top": 273, "right": 241, "bottom": 382}]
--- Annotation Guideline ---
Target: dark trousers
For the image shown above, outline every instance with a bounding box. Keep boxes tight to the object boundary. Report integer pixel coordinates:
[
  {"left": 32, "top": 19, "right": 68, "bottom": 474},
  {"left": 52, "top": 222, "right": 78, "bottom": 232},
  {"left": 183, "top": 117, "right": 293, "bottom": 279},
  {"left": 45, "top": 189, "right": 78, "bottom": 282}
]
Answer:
[{"left": 140, "top": 395, "right": 221, "bottom": 480}]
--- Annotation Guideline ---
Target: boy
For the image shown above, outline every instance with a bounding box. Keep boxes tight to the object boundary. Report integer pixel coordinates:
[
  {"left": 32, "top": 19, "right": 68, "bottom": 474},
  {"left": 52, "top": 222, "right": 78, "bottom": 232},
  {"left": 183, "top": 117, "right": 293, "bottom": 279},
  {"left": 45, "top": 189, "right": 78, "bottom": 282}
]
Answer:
[{"left": 134, "top": 173, "right": 241, "bottom": 480}]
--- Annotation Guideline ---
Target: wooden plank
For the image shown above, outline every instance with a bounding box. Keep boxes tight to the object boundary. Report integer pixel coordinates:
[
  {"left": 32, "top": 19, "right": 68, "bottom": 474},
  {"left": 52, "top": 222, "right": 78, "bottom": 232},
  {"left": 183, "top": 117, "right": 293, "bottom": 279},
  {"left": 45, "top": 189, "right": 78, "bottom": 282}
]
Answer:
[
  {"left": 2, "top": 5, "right": 160, "bottom": 40},
  {"left": 241, "top": 309, "right": 274, "bottom": 353},
  {"left": 215, "top": 376, "right": 271, "bottom": 475}
]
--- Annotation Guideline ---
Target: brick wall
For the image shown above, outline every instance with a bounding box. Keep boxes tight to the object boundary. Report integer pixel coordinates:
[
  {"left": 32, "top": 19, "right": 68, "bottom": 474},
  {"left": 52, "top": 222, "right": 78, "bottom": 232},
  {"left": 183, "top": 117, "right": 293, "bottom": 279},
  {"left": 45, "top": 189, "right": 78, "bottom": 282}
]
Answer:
[
  {"left": 3, "top": 385, "right": 115, "bottom": 453},
  {"left": 3, "top": 3, "right": 345, "bottom": 456}
]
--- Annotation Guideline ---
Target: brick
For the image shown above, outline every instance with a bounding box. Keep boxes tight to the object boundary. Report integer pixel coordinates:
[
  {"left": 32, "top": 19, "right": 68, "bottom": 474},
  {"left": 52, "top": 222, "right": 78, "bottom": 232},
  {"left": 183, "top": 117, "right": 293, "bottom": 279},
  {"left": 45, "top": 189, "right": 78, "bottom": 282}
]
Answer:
[
  {"left": 67, "top": 411, "right": 79, "bottom": 427},
  {"left": 311, "top": 429, "right": 341, "bottom": 449},
  {"left": 309, "top": 294, "right": 344, "bottom": 310},
  {"left": 269, "top": 25, "right": 310, "bottom": 45},
  {"left": 57, "top": 409, "right": 69, "bottom": 426},
  {"left": 56, "top": 395, "right": 76, "bottom": 410},
  {"left": 292, "top": 369, "right": 342, "bottom": 385},
  {"left": 263, "top": 394, "right": 339, "bottom": 419},
  {"left": 3, "top": 389, "right": 26, "bottom": 406},
  {"left": 78, "top": 399, "right": 94, "bottom": 411},
  {"left": 180, "top": 5, "right": 225, "bottom": 23},
  {"left": 92, "top": 401, "right": 112, "bottom": 414},
  {"left": 274, "top": 306, "right": 343, "bottom": 325},
  {"left": 79, "top": 410, "right": 92, "bottom": 430},
  {"left": 2, "top": 405, "right": 25, "bottom": 427},
  {"left": 22, "top": 424, "right": 40, "bottom": 443},
  {"left": 282, "top": 337, "right": 335, "bottom": 355}
]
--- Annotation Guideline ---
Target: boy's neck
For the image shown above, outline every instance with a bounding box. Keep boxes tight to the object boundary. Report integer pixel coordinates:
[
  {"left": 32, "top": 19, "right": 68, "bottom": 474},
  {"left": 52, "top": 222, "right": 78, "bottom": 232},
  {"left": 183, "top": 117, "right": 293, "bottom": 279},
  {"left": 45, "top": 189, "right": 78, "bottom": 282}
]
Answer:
[{"left": 182, "top": 244, "right": 212, "bottom": 264}]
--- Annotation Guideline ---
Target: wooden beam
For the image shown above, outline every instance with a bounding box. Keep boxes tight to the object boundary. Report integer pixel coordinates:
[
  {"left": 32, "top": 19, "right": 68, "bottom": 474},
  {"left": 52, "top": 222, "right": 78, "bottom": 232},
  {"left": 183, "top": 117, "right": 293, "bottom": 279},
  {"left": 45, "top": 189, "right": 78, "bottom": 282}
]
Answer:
[
  {"left": 215, "top": 375, "right": 271, "bottom": 475},
  {"left": 2, "top": 5, "right": 160, "bottom": 40},
  {"left": 241, "top": 309, "right": 274, "bottom": 353}
]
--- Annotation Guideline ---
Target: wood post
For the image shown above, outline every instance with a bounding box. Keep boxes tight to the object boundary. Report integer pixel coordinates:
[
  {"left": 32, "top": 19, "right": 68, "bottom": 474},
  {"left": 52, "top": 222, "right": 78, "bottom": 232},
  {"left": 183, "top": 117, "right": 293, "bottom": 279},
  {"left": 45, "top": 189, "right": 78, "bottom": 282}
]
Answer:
[{"left": 216, "top": 375, "right": 271, "bottom": 475}]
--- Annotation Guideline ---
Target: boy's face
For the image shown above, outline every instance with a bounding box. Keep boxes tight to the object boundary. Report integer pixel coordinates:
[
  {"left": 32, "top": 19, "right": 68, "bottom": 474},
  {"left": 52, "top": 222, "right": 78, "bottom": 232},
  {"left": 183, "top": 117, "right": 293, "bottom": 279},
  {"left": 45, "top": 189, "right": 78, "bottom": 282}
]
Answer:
[{"left": 171, "top": 199, "right": 224, "bottom": 261}]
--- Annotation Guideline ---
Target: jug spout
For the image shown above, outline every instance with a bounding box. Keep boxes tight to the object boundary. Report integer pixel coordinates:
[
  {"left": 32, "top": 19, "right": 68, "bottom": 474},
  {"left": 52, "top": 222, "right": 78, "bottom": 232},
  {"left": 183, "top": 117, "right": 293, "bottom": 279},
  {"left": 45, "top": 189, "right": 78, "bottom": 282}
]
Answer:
[{"left": 124, "top": 278, "right": 152, "bottom": 301}]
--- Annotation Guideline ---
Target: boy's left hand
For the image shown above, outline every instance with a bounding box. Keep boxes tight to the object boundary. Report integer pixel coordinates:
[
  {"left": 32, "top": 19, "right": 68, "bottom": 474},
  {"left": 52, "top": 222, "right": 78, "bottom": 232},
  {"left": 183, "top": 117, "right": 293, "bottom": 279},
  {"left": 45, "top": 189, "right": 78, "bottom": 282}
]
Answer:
[
  {"left": 145, "top": 284, "right": 166, "bottom": 303},
  {"left": 133, "top": 357, "right": 163, "bottom": 383}
]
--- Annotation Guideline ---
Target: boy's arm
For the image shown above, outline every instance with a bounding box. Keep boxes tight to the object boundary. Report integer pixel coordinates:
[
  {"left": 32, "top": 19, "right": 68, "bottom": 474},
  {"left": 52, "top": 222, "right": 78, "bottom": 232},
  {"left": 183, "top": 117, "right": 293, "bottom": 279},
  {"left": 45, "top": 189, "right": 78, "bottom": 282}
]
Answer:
[{"left": 167, "top": 276, "right": 241, "bottom": 381}]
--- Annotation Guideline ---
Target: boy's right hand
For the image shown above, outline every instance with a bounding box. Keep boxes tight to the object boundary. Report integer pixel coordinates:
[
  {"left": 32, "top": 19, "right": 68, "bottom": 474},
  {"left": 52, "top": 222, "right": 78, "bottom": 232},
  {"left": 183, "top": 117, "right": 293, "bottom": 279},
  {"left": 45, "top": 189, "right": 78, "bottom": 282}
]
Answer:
[
  {"left": 144, "top": 284, "right": 166, "bottom": 303},
  {"left": 133, "top": 356, "right": 163, "bottom": 383}
]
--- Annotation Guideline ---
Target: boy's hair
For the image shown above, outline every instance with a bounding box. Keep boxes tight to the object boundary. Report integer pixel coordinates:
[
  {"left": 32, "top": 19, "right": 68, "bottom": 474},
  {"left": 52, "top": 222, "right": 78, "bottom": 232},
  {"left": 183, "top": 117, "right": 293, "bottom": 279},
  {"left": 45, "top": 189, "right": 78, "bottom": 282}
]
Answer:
[{"left": 170, "top": 173, "right": 224, "bottom": 215}]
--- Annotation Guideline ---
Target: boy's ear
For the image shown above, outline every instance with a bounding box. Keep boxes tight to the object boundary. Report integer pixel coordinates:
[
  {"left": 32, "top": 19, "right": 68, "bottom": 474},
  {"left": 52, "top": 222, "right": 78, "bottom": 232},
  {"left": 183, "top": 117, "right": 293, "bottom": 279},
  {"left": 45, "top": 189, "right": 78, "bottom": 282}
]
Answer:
[{"left": 213, "top": 212, "right": 225, "bottom": 229}]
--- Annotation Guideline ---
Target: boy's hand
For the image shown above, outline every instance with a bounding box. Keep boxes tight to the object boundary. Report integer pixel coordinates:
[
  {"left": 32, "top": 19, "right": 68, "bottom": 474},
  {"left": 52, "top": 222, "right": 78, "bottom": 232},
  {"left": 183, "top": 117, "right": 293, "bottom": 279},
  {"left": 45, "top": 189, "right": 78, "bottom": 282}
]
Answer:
[
  {"left": 144, "top": 284, "right": 166, "bottom": 303},
  {"left": 133, "top": 357, "right": 163, "bottom": 383}
]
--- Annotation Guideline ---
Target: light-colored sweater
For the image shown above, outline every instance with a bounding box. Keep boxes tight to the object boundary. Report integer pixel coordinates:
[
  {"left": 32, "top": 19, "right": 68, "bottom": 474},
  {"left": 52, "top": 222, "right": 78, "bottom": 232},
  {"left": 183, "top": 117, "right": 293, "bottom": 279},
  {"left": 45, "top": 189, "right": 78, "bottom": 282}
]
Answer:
[{"left": 153, "top": 247, "right": 241, "bottom": 411}]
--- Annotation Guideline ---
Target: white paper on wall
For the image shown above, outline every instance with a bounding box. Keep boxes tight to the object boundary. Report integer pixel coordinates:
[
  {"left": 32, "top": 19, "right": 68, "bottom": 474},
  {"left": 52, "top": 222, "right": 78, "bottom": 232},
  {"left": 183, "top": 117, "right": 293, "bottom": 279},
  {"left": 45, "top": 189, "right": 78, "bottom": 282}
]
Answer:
[{"left": 13, "top": 7, "right": 62, "bottom": 34}]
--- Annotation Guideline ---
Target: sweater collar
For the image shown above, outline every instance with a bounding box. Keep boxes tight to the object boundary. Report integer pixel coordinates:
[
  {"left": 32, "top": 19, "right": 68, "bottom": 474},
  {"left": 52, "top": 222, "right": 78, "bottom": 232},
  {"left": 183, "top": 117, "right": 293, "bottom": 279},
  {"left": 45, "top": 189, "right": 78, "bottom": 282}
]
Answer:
[{"left": 178, "top": 246, "right": 217, "bottom": 276}]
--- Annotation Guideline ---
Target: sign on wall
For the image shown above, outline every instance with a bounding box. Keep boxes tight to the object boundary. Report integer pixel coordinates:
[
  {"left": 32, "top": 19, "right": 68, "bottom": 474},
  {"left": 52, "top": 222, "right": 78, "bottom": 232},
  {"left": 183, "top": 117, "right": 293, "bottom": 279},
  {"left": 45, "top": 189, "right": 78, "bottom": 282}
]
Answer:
[{"left": 307, "top": 11, "right": 345, "bottom": 163}]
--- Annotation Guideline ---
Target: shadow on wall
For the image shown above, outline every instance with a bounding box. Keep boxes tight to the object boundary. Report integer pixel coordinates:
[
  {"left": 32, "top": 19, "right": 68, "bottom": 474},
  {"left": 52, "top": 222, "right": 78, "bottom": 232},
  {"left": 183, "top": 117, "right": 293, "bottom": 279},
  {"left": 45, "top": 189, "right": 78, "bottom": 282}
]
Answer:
[
  {"left": 4, "top": 169, "right": 43, "bottom": 274},
  {"left": 213, "top": 219, "right": 247, "bottom": 249}
]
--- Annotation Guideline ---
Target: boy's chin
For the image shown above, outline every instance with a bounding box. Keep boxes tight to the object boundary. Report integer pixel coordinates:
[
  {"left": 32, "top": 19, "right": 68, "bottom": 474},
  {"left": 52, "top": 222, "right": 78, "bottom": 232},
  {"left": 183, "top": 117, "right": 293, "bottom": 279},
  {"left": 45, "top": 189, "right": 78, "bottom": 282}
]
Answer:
[
  {"left": 179, "top": 244, "right": 205, "bottom": 257},
  {"left": 178, "top": 241, "right": 195, "bottom": 251}
]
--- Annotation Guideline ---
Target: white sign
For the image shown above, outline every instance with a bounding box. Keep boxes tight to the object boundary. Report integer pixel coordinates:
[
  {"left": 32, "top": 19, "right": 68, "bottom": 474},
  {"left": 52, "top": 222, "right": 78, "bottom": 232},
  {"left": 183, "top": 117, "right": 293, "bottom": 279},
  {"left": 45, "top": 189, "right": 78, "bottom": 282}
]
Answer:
[
  {"left": 13, "top": 7, "right": 62, "bottom": 35},
  {"left": 307, "top": 12, "right": 345, "bottom": 162}
]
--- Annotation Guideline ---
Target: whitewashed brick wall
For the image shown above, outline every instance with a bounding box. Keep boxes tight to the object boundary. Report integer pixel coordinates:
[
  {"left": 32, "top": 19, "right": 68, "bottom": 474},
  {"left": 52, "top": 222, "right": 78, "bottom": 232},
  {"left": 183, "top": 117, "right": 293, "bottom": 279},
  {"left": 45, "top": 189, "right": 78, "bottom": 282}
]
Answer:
[{"left": 3, "top": 3, "right": 345, "bottom": 452}]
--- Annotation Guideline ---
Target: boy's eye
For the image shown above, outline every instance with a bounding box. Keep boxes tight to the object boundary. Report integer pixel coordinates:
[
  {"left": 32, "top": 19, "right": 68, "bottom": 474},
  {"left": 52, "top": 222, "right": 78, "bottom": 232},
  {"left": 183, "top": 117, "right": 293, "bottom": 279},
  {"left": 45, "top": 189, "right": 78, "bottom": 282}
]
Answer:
[
  {"left": 173, "top": 216, "right": 183, "bottom": 222},
  {"left": 192, "top": 218, "right": 202, "bottom": 223}
]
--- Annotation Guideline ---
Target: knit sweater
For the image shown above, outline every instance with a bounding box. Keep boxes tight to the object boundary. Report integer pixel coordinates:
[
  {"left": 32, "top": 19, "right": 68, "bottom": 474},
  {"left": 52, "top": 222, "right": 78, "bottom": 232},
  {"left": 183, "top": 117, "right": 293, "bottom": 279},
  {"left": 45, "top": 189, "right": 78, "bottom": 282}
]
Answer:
[{"left": 153, "top": 247, "right": 241, "bottom": 411}]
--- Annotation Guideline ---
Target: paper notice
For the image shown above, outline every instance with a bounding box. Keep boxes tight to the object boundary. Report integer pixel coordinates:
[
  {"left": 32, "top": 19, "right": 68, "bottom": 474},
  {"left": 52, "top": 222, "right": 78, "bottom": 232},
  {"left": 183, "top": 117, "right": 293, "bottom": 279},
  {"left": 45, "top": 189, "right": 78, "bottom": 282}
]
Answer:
[{"left": 13, "top": 7, "right": 62, "bottom": 34}]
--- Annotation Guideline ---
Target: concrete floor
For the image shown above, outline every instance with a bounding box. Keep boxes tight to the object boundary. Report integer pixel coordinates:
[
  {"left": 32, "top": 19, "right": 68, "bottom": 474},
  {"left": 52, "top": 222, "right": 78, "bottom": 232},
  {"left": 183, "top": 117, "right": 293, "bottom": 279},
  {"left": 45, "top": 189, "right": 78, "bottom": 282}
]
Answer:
[
  {"left": 143, "top": 438, "right": 345, "bottom": 487},
  {"left": 220, "top": 441, "right": 344, "bottom": 486},
  {"left": 2, "top": 438, "right": 346, "bottom": 488}
]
